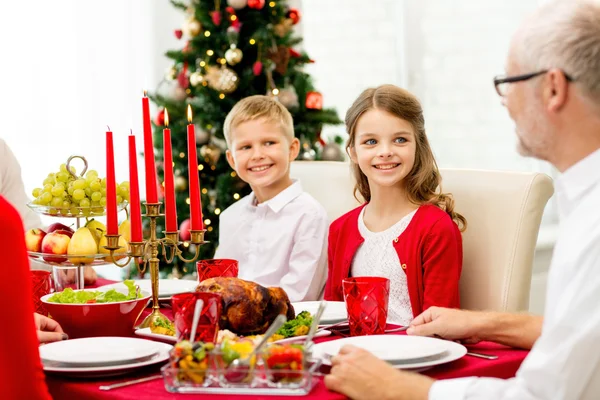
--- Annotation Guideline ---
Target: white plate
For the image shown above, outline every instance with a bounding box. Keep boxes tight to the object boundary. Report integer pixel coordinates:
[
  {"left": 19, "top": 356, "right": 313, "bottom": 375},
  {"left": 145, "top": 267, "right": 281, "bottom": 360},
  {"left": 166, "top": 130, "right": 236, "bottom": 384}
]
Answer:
[
  {"left": 292, "top": 301, "right": 347, "bottom": 325},
  {"left": 40, "top": 337, "right": 162, "bottom": 366},
  {"left": 42, "top": 342, "right": 172, "bottom": 378},
  {"left": 312, "top": 336, "right": 467, "bottom": 369},
  {"left": 134, "top": 328, "right": 332, "bottom": 345},
  {"left": 98, "top": 279, "right": 197, "bottom": 299}
]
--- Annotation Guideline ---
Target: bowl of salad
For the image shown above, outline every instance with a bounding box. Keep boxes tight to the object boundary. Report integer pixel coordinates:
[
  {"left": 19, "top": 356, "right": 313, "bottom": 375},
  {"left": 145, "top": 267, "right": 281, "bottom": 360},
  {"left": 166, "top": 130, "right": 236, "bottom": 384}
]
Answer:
[{"left": 41, "top": 280, "right": 150, "bottom": 338}]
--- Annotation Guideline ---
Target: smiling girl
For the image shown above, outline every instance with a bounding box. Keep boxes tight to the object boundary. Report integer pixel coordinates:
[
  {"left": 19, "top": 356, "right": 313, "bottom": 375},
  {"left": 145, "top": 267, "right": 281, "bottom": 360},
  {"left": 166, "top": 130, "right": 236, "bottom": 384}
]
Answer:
[{"left": 324, "top": 85, "right": 466, "bottom": 325}]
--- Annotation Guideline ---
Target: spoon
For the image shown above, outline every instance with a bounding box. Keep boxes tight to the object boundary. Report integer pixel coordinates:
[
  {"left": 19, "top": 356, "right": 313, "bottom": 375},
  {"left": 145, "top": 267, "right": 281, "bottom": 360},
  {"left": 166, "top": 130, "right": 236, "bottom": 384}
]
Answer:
[
  {"left": 188, "top": 299, "right": 204, "bottom": 343},
  {"left": 225, "top": 314, "right": 287, "bottom": 382},
  {"left": 304, "top": 300, "right": 327, "bottom": 349}
]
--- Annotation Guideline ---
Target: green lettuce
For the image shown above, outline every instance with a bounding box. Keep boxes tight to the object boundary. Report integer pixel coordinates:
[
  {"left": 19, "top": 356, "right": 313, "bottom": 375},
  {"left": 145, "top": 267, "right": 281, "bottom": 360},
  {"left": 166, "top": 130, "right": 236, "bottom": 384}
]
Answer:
[{"left": 47, "top": 279, "right": 142, "bottom": 304}]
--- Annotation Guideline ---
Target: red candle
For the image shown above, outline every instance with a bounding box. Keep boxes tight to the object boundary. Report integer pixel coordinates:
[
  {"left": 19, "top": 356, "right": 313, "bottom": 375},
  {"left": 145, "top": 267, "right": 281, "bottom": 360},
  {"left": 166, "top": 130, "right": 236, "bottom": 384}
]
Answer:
[
  {"left": 142, "top": 91, "right": 158, "bottom": 203},
  {"left": 162, "top": 109, "right": 178, "bottom": 232},
  {"left": 186, "top": 105, "right": 204, "bottom": 231},
  {"left": 105, "top": 129, "right": 118, "bottom": 235},
  {"left": 128, "top": 134, "right": 143, "bottom": 242}
]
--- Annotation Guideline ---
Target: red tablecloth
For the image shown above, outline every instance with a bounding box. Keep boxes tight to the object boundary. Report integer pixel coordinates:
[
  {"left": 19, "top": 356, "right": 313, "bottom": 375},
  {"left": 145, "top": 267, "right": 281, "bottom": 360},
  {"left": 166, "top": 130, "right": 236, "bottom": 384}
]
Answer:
[{"left": 45, "top": 279, "right": 528, "bottom": 399}]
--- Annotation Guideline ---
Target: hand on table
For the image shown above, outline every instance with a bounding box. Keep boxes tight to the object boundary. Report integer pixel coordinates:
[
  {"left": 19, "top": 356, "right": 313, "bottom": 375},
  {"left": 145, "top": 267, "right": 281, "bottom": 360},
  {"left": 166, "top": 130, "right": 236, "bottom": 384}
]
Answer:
[
  {"left": 34, "top": 313, "right": 67, "bottom": 343},
  {"left": 324, "top": 345, "right": 433, "bottom": 400},
  {"left": 407, "top": 306, "right": 484, "bottom": 344}
]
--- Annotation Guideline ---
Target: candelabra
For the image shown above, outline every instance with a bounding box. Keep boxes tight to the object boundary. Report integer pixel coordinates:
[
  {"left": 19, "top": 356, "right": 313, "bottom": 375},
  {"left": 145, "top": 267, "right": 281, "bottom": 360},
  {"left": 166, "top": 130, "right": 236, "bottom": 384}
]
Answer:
[{"left": 104, "top": 202, "right": 207, "bottom": 328}]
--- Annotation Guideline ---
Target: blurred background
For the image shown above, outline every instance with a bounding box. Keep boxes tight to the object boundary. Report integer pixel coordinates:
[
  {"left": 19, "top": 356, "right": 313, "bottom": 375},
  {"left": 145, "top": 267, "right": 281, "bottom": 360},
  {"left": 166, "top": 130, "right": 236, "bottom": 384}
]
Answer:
[{"left": 0, "top": 0, "right": 553, "bottom": 313}]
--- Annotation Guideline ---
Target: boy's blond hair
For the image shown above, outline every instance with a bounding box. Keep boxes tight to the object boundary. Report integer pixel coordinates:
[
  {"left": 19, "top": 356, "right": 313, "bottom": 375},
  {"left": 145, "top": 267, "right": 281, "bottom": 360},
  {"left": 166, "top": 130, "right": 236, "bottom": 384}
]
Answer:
[{"left": 223, "top": 95, "right": 295, "bottom": 148}]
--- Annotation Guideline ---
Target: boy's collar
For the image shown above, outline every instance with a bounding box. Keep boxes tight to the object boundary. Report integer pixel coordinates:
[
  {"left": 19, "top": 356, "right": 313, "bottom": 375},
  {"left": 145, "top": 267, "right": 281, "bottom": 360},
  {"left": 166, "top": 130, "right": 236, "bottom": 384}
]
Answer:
[{"left": 248, "top": 180, "right": 303, "bottom": 213}]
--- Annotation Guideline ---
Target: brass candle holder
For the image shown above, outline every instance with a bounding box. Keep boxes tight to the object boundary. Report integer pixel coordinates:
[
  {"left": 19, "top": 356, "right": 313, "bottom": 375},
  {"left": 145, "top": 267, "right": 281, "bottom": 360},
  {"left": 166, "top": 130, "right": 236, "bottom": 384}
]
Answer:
[{"left": 103, "top": 201, "right": 207, "bottom": 328}]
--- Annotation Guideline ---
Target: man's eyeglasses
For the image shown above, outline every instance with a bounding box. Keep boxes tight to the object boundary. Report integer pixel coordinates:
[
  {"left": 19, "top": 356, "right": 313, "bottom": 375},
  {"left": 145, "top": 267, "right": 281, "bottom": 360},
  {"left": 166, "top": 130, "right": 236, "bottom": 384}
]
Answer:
[{"left": 493, "top": 70, "right": 574, "bottom": 97}]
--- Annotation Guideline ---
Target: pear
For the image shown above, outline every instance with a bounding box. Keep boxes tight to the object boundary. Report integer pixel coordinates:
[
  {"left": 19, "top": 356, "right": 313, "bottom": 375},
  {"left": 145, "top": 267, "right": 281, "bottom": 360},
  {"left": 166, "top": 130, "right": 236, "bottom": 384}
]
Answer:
[
  {"left": 118, "top": 220, "right": 131, "bottom": 246},
  {"left": 98, "top": 233, "right": 128, "bottom": 261},
  {"left": 67, "top": 227, "right": 97, "bottom": 264},
  {"left": 85, "top": 219, "right": 107, "bottom": 246}
]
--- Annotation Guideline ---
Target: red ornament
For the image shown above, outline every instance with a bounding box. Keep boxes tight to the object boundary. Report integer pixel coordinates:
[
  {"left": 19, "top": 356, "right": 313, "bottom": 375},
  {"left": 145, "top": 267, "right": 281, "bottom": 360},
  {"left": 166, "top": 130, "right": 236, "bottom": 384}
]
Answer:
[
  {"left": 289, "top": 48, "right": 301, "bottom": 58},
  {"left": 287, "top": 8, "right": 301, "bottom": 25},
  {"left": 252, "top": 61, "right": 263, "bottom": 76},
  {"left": 179, "top": 218, "right": 191, "bottom": 241},
  {"left": 305, "top": 91, "right": 323, "bottom": 110},
  {"left": 225, "top": 6, "right": 235, "bottom": 14},
  {"left": 177, "top": 71, "right": 189, "bottom": 89},
  {"left": 155, "top": 109, "right": 165, "bottom": 126},
  {"left": 174, "top": 29, "right": 183, "bottom": 39},
  {"left": 211, "top": 11, "right": 222, "bottom": 26},
  {"left": 247, "top": 0, "right": 265, "bottom": 10},
  {"left": 231, "top": 19, "right": 241, "bottom": 31}
]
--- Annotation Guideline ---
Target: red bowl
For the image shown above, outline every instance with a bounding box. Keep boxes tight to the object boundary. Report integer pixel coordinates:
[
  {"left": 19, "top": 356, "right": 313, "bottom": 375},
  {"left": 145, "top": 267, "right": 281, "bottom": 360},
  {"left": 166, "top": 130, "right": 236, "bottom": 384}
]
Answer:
[{"left": 41, "top": 288, "right": 151, "bottom": 339}]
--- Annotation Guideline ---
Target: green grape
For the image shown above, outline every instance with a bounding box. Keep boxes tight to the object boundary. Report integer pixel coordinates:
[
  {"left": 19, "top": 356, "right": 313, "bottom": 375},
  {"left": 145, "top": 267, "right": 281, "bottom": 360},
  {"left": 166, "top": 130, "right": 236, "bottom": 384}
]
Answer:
[
  {"left": 59, "top": 163, "right": 68, "bottom": 172},
  {"left": 47, "top": 173, "right": 56, "bottom": 179},
  {"left": 51, "top": 185, "right": 65, "bottom": 198},
  {"left": 90, "top": 180, "right": 101, "bottom": 191},
  {"left": 122, "top": 191, "right": 130, "bottom": 201},
  {"left": 67, "top": 186, "right": 75, "bottom": 196},
  {"left": 101, "top": 178, "right": 107, "bottom": 186},
  {"left": 72, "top": 189, "right": 85, "bottom": 201},
  {"left": 100, "top": 197, "right": 107, "bottom": 207},
  {"left": 51, "top": 197, "right": 63, "bottom": 207},
  {"left": 59, "top": 208, "right": 70, "bottom": 216},
  {"left": 86, "top": 170, "right": 98, "bottom": 178},
  {"left": 62, "top": 200, "right": 71, "bottom": 208},
  {"left": 116, "top": 195, "right": 123, "bottom": 204},
  {"left": 69, "top": 166, "right": 76, "bottom": 175},
  {"left": 43, "top": 177, "right": 55, "bottom": 186},
  {"left": 91, "top": 201, "right": 101, "bottom": 207},
  {"left": 32, "top": 197, "right": 41, "bottom": 205},
  {"left": 40, "top": 192, "right": 52, "bottom": 204},
  {"left": 120, "top": 181, "right": 130, "bottom": 189},
  {"left": 73, "top": 179, "right": 86, "bottom": 190},
  {"left": 32, "top": 188, "right": 42, "bottom": 198},
  {"left": 70, "top": 206, "right": 80, "bottom": 215},
  {"left": 56, "top": 171, "right": 70, "bottom": 182},
  {"left": 49, "top": 208, "right": 58, "bottom": 215},
  {"left": 80, "top": 198, "right": 91, "bottom": 208},
  {"left": 91, "top": 191, "right": 102, "bottom": 202},
  {"left": 43, "top": 184, "right": 53, "bottom": 193}
]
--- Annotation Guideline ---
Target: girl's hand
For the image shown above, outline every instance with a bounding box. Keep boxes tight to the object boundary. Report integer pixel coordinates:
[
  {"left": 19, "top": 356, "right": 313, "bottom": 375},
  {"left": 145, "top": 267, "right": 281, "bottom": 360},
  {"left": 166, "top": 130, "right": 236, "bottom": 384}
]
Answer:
[{"left": 34, "top": 313, "right": 67, "bottom": 343}]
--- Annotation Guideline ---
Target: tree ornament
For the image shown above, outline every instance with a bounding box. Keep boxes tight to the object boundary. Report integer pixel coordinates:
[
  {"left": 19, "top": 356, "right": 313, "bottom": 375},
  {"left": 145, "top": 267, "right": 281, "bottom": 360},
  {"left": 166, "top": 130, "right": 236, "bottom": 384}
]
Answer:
[
  {"left": 273, "top": 19, "right": 293, "bottom": 37},
  {"left": 289, "top": 48, "right": 301, "bottom": 58},
  {"left": 211, "top": 11, "right": 222, "bottom": 25},
  {"left": 225, "top": 44, "right": 243, "bottom": 66},
  {"left": 321, "top": 142, "right": 345, "bottom": 161},
  {"left": 305, "top": 91, "right": 323, "bottom": 110},
  {"left": 195, "top": 125, "right": 211, "bottom": 144},
  {"left": 182, "top": 16, "right": 201, "bottom": 37},
  {"left": 278, "top": 86, "right": 299, "bottom": 109},
  {"left": 300, "top": 147, "right": 316, "bottom": 161},
  {"left": 247, "top": 0, "right": 265, "bottom": 9},
  {"left": 227, "top": 0, "right": 247, "bottom": 9},
  {"left": 287, "top": 8, "right": 301, "bottom": 25},
  {"left": 252, "top": 61, "right": 263, "bottom": 76},
  {"left": 200, "top": 143, "right": 222, "bottom": 165},
  {"left": 165, "top": 65, "right": 178, "bottom": 80},
  {"left": 179, "top": 218, "right": 191, "bottom": 241},
  {"left": 189, "top": 71, "right": 204, "bottom": 87},
  {"left": 155, "top": 109, "right": 166, "bottom": 126},
  {"left": 267, "top": 45, "right": 290, "bottom": 75},
  {"left": 174, "top": 29, "right": 183, "bottom": 39},
  {"left": 205, "top": 65, "right": 239, "bottom": 93},
  {"left": 177, "top": 70, "right": 190, "bottom": 89},
  {"left": 175, "top": 176, "right": 188, "bottom": 192},
  {"left": 157, "top": 79, "right": 187, "bottom": 101}
]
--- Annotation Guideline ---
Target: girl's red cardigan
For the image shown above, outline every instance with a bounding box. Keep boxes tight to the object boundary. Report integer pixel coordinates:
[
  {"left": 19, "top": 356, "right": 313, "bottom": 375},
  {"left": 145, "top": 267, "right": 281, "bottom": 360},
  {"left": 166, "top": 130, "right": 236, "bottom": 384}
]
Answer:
[{"left": 324, "top": 204, "right": 462, "bottom": 318}]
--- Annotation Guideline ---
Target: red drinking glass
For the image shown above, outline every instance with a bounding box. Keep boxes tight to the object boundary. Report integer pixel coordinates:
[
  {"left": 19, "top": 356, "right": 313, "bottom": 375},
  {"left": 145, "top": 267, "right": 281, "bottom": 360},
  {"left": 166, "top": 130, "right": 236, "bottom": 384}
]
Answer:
[
  {"left": 342, "top": 277, "right": 390, "bottom": 336},
  {"left": 31, "top": 270, "right": 52, "bottom": 316},
  {"left": 197, "top": 259, "right": 239, "bottom": 282},
  {"left": 172, "top": 292, "right": 222, "bottom": 343}
]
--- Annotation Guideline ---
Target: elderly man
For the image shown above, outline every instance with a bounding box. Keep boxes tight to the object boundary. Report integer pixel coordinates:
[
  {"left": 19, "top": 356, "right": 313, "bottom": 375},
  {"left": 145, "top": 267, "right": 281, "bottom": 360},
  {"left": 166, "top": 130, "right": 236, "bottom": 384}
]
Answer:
[{"left": 325, "top": 1, "right": 600, "bottom": 399}]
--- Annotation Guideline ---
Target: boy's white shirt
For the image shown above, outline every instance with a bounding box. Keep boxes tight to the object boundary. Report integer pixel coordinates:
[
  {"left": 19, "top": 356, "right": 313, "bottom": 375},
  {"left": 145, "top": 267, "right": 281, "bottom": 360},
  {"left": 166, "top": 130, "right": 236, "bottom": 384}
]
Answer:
[{"left": 214, "top": 180, "right": 328, "bottom": 302}]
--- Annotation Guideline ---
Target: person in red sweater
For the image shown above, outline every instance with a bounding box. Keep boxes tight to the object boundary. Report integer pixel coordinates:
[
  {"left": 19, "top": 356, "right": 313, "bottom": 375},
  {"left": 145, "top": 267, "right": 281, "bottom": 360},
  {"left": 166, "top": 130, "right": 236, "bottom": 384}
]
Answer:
[
  {"left": 324, "top": 85, "right": 466, "bottom": 325},
  {"left": 0, "top": 195, "right": 66, "bottom": 400}
]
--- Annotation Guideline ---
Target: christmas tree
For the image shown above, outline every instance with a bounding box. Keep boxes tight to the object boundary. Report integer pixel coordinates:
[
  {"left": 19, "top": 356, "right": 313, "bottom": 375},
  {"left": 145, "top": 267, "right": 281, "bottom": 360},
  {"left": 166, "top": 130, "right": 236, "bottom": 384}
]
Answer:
[{"left": 148, "top": 0, "right": 342, "bottom": 274}]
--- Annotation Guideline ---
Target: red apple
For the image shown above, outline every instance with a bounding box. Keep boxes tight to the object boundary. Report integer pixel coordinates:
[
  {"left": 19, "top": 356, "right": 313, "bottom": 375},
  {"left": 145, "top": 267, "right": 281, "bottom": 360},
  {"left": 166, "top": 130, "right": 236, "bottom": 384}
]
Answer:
[
  {"left": 179, "top": 218, "right": 191, "bottom": 241},
  {"left": 54, "top": 229, "right": 73, "bottom": 238},
  {"left": 47, "top": 222, "right": 74, "bottom": 234},
  {"left": 25, "top": 228, "right": 47, "bottom": 252},
  {"left": 41, "top": 231, "right": 71, "bottom": 263}
]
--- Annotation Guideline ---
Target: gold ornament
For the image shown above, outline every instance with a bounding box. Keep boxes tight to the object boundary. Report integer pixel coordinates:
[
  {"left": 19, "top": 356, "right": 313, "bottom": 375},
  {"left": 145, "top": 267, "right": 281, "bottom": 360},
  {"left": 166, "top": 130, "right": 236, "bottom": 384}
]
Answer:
[
  {"left": 175, "top": 176, "right": 188, "bottom": 191},
  {"left": 200, "top": 143, "right": 222, "bottom": 165},
  {"left": 205, "top": 65, "right": 239, "bottom": 94},
  {"left": 224, "top": 44, "right": 243, "bottom": 66},
  {"left": 189, "top": 71, "right": 204, "bottom": 86},
  {"left": 165, "top": 65, "right": 177, "bottom": 80},
  {"left": 273, "top": 18, "right": 293, "bottom": 37},
  {"left": 182, "top": 17, "right": 201, "bottom": 37}
]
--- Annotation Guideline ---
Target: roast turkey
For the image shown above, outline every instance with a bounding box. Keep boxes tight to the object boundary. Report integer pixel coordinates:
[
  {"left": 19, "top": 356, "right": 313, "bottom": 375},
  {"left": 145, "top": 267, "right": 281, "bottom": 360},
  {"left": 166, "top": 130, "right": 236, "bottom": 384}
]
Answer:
[{"left": 196, "top": 277, "right": 295, "bottom": 335}]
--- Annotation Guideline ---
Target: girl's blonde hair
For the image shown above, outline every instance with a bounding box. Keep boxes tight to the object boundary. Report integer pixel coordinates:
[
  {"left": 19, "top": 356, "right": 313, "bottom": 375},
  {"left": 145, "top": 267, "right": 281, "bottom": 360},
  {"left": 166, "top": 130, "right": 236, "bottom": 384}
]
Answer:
[{"left": 345, "top": 85, "right": 466, "bottom": 231}]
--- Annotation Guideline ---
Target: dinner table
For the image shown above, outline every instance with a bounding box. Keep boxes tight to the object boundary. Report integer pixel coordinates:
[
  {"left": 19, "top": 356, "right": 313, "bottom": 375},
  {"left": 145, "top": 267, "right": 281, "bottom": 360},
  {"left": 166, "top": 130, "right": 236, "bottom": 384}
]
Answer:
[{"left": 44, "top": 278, "right": 529, "bottom": 399}]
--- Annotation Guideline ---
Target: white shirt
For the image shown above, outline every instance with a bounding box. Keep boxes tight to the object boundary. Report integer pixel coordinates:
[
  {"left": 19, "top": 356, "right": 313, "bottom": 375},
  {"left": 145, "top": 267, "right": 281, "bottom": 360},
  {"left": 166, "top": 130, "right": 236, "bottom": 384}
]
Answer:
[
  {"left": 0, "top": 138, "right": 42, "bottom": 231},
  {"left": 430, "top": 148, "right": 600, "bottom": 400},
  {"left": 214, "top": 180, "right": 328, "bottom": 302},
  {"left": 351, "top": 207, "right": 417, "bottom": 325}
]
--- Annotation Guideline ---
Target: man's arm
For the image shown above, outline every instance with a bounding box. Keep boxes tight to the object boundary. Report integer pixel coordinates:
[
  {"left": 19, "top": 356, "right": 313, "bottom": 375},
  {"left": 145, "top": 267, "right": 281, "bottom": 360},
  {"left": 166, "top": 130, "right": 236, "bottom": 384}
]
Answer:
[{"left": 476, "top": 312, "right": 542, "bottom": 350}]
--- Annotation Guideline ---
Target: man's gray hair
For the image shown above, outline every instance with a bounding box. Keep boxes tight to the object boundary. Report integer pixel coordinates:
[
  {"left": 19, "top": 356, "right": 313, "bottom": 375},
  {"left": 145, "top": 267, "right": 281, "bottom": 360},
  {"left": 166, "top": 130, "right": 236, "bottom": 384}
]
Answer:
[{"left": 517, "top": 0, "right": 600, "bottom": 104}]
